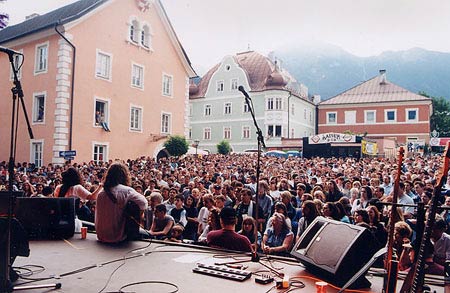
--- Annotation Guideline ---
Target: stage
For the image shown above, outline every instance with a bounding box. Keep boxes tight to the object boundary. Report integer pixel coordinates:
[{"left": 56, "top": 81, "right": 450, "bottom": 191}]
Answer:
[{"left": 11, "top": 232, "right": 445, "bottom": 292}]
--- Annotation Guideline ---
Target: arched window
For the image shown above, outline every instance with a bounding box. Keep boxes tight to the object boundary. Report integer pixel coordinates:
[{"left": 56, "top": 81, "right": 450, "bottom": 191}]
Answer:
[
  {"left": 130, "top": 19, "right": 140, "bottom": 43},
  {"left": 141, "top": 24, "right": 151, "bottom": 48}
]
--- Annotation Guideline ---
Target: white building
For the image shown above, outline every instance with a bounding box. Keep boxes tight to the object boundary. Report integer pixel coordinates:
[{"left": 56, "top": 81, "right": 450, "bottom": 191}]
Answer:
[{"left": 189, "top": 51, "right": 315, "bottom": 153}]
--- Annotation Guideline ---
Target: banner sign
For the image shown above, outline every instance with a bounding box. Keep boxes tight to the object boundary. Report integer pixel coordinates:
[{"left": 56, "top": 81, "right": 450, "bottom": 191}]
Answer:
[{"left": 308, "top": 133, "right": 356, "bottom": 144}]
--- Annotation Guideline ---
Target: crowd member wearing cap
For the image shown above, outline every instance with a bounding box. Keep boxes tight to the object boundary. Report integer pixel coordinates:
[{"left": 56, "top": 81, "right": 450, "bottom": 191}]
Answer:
[{"left": 206, "top": 207, "right": 252, "bottom": 252}]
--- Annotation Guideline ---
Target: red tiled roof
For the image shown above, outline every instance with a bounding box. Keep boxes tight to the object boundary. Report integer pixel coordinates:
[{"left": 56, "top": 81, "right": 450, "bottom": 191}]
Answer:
[
  {"left": 320, "top": 74, "right": 431, "bottom": 105},
  {"left": 190, "top": 51, "right": 304, "bottom": 99}
]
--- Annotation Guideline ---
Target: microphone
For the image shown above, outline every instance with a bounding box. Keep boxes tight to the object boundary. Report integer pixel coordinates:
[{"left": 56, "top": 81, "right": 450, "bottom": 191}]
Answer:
[
  {"left": 238, "top": 86, "right": 251, "bottom": 100},
  {"left": 0, "top": 46, "right": 20, "bottom": 55}
]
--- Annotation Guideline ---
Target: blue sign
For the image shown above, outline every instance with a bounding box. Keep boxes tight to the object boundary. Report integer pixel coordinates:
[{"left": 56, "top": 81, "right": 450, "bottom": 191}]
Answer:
[{"left": 59, "top": 150, "right": 76, "bottom": 157}]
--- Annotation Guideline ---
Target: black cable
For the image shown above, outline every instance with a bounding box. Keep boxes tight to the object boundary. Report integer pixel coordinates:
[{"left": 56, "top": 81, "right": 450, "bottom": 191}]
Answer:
[
  {"left": 264, "top": 284, "right": 276, "bottom": 293},
  {"left": 98, "top": 240, "right": 153, "bottom": 293},
  {"left": 12, "top": 267, "right": 33, "bottom": 277},
  {"left": 118, "top": 280, "right": 179, "bottom": 293}
]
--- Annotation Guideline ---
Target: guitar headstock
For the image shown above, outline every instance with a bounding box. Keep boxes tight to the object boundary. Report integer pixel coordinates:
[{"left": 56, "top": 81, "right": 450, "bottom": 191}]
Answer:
[
  {"left": 435, "top": 141, "right": 450, "bottom": 188},
  {"left": 398, "top": 146, "right": 405, "bottom": 157}
]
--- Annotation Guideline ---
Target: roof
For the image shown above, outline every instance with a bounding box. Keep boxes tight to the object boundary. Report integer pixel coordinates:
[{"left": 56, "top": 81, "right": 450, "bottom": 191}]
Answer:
[
  {"left": 0, "top": 0, "right": 195, "bottom": 77},
  {"left": 0, "top": 0, "right": 107, "bottom": 44},
  {"left": 190, "top": 51, "right": 307, "bottom": 99},
  {"left": 320, "top": 74, "right": 431, "bottom": 105}
]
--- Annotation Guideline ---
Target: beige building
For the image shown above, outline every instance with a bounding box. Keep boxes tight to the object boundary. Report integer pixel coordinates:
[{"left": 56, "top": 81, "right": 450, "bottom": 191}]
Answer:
[
  {"left": 318, "top": 70, "right": 432, "bottom": 151},
  {"left": 0, "top": 0, "right": 195, "bottom": 166}
]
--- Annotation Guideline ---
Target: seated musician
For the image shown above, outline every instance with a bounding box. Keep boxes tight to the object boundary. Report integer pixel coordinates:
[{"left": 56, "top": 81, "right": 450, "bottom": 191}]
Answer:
[{"left": 95, "top": 162, "right": 148, "bottom": 243}]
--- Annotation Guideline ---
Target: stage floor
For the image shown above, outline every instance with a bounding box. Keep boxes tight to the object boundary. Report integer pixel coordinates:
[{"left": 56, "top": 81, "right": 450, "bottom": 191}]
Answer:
[{"left": 11, "top": 232, "right": 445, "bottom": 292}]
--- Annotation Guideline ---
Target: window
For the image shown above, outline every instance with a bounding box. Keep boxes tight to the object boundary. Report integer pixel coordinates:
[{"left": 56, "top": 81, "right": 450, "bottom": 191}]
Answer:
[
  {"left": 406, "top": 109, "right": 418, "bottom": 122},
  {"left": 217, "top": 80, "right": 224, "bottom": 92},
  {"left": 188, "top": 128, "right": 192, "bottom": 139},
  {"left": 161, "top": 113, "right": 171, "bottom": 134},
  {"left": 204, "top": 104, "right": 211, "bottom": 116},
  {"left": 304, "top": 109, "right": 307, "bottom": 119},
  {"left": 243, "top": 102, "right": 250, "bottom": 113},
  {"left": 242, "top": 126, "right": 250, "bottom": 139},
  {"left": 385, "top": 109, "right": 396, "bottom": 122},
  {"left": 224, "top": 127, "right": 231, "bottom": 139},
  {"left": 35, "top": 42, "right": 48, "bottom": 74},
  {"left": 291, "top": 128, "right": 295, "bottom": 138},
  {"left": 231, "top": 79, "right": 238, "bottom": 90},
  {"left": 30, "top": 141, "right": 43, "bottom": 167},
  {"left": 365, "top": 110, "right": 376, "bottom": 123},
  {"left": 309, "top": 110, "right": 312, "bottom": 122},
  {"left": 141, "top": 24, "right": 151, "bottom": 48},
  {"left": 10, "top": 52, "right": 23, "bottom": 80},
  {"left": 130, "top": 19, "right": 139, "bottom": 43},
  {"left": 94, "top": 99, "right": 109, "bottom": 128},
  {"left": 267, "top": 98, "right": 274, "bottom": 110},
  {"left": 162, "top": 74, "right": 173, "bottom": 96},
  {"left": 33, "top": 92, "right": 45, "bottom": 123},
  {"left": 203, "top": 127, "right": 211, "bottom": 140},
  {"left": 291, "top": 104, "right": 295, "bottom": 115},
  {"left": 268, "top": 125, "right": 282, "bottom": 137},
  {"left": 345, "top": 111, "right": 356, "bottom": 124},
  {"left": 96, "top": 50, "right": 112, "bottom": 80},
  {"left": 326, "top": 112, "right": 337, "bottom": 124},
  {"left": 224, "top": 102, "right": 232, "bottom": 115},
  {"left": 275, "top": 98, "right": 282, "bottom": 110},
  {"left": 131, "top": 63, "right": 144, "bottom": 88},
  {"left": 189, "top": 105, "right": 193, "bottom": 117},
  {"left": 93, "top": 143, "right": 107, "bottom": 163},
  {"left": 130, "top": 106, "right": 143, "bottom": 131}
]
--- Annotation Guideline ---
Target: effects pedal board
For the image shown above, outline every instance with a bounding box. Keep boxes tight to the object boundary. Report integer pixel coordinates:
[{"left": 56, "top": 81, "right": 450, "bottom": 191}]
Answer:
[{"left": 192, "top": 263, "right": 252, "bottom": 282}]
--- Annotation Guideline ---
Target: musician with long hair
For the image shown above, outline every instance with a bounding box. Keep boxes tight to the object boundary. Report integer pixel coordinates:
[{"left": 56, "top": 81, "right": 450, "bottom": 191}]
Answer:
[
  {"left": 95, "top": 162, "right": 147, "bottom": 243},
  {"left": 54, "top": 167, "right": 102, "bottom": 201}
]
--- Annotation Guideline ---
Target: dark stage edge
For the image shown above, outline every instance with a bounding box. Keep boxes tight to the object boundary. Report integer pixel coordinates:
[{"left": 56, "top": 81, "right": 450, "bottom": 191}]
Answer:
[{"left": 11, "top": 233, "right": 445, "bottom": 293}]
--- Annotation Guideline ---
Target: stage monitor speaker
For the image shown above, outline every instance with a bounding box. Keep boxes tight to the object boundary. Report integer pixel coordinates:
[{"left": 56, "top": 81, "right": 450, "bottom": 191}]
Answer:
[
  {"left": 291, "top": 217, "right": 378, "bottom": 289},
  {"left": 13, "top": 197, "right": 76, "bottom": 240}
]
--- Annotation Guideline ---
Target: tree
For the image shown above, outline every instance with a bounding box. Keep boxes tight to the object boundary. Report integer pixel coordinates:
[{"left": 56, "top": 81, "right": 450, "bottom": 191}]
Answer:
[
  {"left": 420, "top": 92, "right": 450, "bottom": 137},
  {"left": 217, "top": 140, "right": 231, "bottom": 155},
  {"left": 163, "top": 135, "right": 189, "bottom": 157}
]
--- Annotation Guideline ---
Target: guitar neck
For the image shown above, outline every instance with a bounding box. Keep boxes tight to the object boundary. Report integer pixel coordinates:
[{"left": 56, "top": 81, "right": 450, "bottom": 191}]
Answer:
[{"left": 407, "top": 142, "right": 450, "bottom": 293}]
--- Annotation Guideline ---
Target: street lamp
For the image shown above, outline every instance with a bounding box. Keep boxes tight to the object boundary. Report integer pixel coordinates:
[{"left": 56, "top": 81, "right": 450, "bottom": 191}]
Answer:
[{"left": 193, "top": 139, "right": 200, "bottom": 156}]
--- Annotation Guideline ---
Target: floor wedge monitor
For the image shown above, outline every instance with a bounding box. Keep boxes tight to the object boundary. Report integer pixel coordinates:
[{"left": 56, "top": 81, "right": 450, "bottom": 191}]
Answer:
[{"left": 291, "top": 216, "right": 378, "bottom": 289}]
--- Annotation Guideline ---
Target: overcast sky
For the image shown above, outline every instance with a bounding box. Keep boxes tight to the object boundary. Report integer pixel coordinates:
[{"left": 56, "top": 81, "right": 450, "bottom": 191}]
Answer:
[{"left": 3, "top": 0, "right": 450, "bottom": 73}]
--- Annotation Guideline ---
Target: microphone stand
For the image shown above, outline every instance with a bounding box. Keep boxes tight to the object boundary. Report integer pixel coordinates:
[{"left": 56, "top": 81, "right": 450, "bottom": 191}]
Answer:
[
  {"left": 1, "top": 50, "right": 61, "bottom": 292},
  {"left": 238, "top": 86, "right": 265, "bottom": 262}
]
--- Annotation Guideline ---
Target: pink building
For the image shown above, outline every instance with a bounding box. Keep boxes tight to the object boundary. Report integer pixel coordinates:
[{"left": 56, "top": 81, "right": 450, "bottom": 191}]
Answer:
[
  {"left": 318, "top": 70, "right": 432, "bottom": 148},
  {"left": 0, "top": 0, "right": 195, "bottom": 166}
]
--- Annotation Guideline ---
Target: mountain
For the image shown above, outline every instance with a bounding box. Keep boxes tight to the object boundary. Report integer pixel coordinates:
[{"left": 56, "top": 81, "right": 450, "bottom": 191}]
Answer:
[{"left": 274, "top": 43, "right": 450, "bottom": 100}]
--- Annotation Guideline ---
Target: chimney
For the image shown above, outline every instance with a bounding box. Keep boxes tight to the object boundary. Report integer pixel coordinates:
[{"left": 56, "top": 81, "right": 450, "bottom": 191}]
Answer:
[
  {"left": 379, "top": 69, "right": 387, "bottom": 84},
  {"left": 26, "top": 13, "right": 40, "bottom": 20},
  {"left": 312, "top": 95, "right": 321, "bottom": 104}
]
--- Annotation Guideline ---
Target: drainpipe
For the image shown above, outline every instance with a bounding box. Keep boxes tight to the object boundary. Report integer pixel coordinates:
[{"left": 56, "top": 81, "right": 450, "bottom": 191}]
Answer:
[
  {"left": 315, "top": 104, "right": 319, "bottom": 135},
  {"left": 54, "top": 23, "right": 75, "bottom": 151},
  {"left": 287, "top": 91, "right": 292, "bottom": 138}
]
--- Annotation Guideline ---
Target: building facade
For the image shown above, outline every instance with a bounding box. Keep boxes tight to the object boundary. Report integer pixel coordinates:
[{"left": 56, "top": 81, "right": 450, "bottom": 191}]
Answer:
[
  {"left": 0, "top": 0, "right": 195, "bottom": 166},
  {"left": 318, "top": 70, "right": 432, "bottom": 150},
  {"left": 189, "top": 51, "right": 315, "bottom": 153}
]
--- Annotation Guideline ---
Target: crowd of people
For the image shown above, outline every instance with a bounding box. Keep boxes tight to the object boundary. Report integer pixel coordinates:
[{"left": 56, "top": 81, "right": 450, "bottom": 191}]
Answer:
[{"left": 0, "top": 152, "right": 449, "bottom": 275}]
